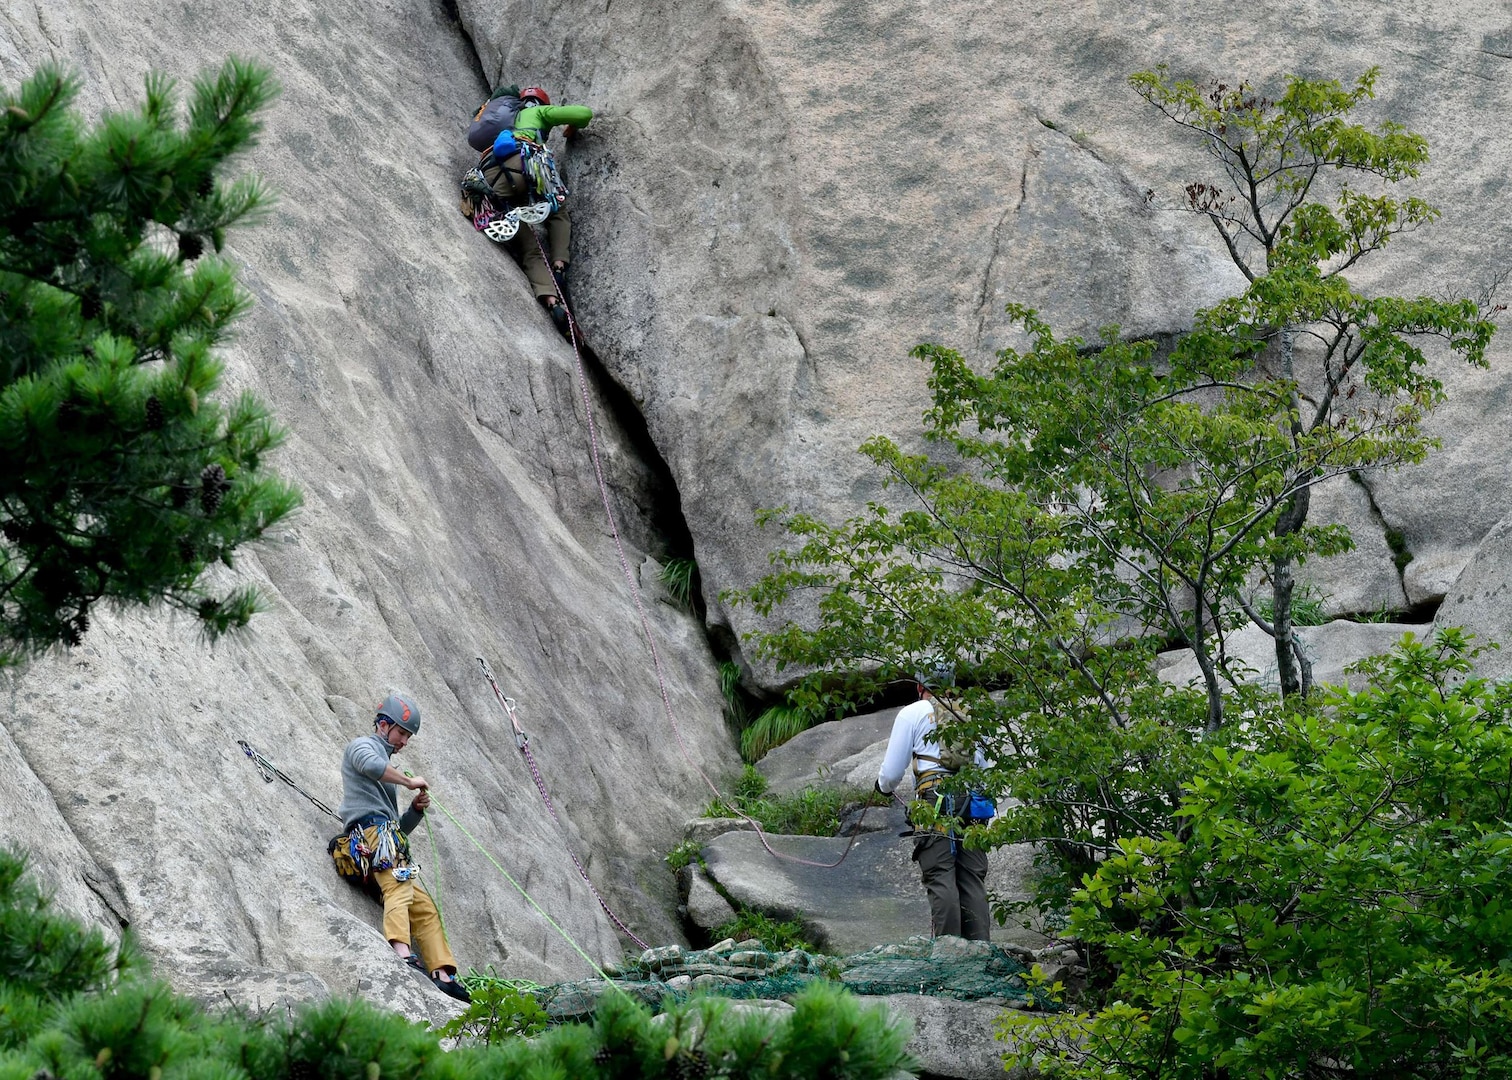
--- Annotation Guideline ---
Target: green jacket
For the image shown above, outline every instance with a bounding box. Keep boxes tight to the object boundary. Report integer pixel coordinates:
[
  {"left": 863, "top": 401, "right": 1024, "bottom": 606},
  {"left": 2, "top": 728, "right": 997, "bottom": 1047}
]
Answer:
[{"left": 514, "top": 103, "right": 594, "bottom": 143}]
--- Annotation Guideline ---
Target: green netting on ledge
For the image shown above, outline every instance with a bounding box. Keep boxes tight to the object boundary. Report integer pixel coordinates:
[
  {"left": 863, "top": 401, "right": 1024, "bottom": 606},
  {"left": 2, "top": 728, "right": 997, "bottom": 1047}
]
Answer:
[{"left": 523, "top": 936, "right": 1044, "bottom": 1023}]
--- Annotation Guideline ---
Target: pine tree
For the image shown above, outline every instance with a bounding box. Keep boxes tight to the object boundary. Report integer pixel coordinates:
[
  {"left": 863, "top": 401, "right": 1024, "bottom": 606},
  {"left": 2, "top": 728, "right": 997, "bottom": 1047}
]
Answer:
[{"left": 0, "top": 58, "right": 300, "bottom": 664}]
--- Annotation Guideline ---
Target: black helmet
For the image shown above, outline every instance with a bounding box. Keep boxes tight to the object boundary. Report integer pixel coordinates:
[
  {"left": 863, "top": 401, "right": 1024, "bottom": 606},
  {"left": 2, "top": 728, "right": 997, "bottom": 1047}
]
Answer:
[
  {"left": 913, "top": 656, "right": 956, "bottom": 689},
  {"left": 376, "top": 692, "right": 421, "bottom": 734}
]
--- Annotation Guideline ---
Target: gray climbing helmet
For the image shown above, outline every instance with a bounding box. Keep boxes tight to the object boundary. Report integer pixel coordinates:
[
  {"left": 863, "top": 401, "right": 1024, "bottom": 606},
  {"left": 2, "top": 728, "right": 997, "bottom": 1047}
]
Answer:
[
  {"left": 377, "top": 692, "right": 421, "bottom": 734},
  {"left": 913, "top": 656, "right": 956, "bottom": 689}
]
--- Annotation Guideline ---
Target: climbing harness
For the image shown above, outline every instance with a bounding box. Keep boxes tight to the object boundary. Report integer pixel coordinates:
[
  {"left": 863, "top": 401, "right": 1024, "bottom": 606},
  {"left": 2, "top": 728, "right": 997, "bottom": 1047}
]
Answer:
[
  {"left": 462, "top": 136, "right": 563, "bottom": 244},
  {"left": 533, "top": 231, "right": 874, "bottom": 870},
  {"left": 240, "top": 738, "right": 429, "bottom": 886},
  {"left": 477, "top": 656, "right": 649, "bottom": 950}
]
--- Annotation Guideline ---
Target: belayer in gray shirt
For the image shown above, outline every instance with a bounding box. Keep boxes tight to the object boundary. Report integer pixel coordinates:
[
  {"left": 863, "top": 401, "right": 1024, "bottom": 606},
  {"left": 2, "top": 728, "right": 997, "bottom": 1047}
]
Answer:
[{"left": 336, "top": 692, "right": 470, "bottom": 1003}]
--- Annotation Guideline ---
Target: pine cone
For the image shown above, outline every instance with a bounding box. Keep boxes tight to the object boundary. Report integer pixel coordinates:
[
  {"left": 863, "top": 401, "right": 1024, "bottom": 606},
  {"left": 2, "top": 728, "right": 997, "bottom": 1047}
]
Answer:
[
  {"left": 592, "top": 1047, "right": 613, "bottom": 1066},
  {"left": 177, "top": 538, "right": 196, "bottom": 564},
  {"left": 197, "top": 598, "right": 222, "bottom": 622},
  {"left": 672, "top": 1051, "right": 710, "bottom": 1080},
  {"left": 170, "top": 483, "right": 191, "bottom": 509},
  {"left": 79, "top": 289, "right": 102, "bottom": 320},
  {"left": 197, "top": 172, "right": 215, "bottom": 198},
  {"left": 1, "top": 519, "right": 25, "bottom": 543},
  {"left": 200, "top": 464, "right": 228, "bottom": 515},
  {"left": 144, "top": 395, "right": 165, "bottom": 431},
  {"left": 177, "top": 232, "right": 205, "bottom": 261}
]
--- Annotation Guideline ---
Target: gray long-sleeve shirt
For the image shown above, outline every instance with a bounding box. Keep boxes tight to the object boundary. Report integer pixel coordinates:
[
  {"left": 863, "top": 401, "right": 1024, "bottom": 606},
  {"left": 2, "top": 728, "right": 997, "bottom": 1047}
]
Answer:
[{"left": 337, "top": 732, "right": 424, "bottom": 833}]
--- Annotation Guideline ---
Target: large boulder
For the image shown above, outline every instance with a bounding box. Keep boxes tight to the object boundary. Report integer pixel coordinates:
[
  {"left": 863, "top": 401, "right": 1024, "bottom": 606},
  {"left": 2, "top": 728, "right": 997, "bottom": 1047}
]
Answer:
[
  {"left": 698, "top": 826, "right": 1045, "bottom": 956},
  {"left": 1433, "top": 513, "right": 1512, "bottom": 679},
  {"left": 1158, "top": 620, "right": 1427, "bottom": 693},
  {"left": 757, "top": 708, "right": 896, "bottom": 795}
]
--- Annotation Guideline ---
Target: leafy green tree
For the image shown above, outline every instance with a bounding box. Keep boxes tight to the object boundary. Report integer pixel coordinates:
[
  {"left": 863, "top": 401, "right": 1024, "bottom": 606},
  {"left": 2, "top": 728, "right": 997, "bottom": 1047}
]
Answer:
[
  {"left": 0, "top": 59, "right": 300, "bottom": 663},
  {"left": 730, "top": 63, "right": 1494, "bottom": 903},
  {"left": 1002, "top": 630, "right": 1512, "bottom": 1079},
  {"left": 1133, "top": 66, "right": 1495, "bottom": 697}
]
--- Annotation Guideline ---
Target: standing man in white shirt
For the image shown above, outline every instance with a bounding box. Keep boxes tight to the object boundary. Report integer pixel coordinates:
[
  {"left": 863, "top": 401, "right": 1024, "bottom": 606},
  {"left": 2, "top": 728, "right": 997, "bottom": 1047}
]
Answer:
[{"left": 875, "top": 659, "right": 992, "bottom": 940}]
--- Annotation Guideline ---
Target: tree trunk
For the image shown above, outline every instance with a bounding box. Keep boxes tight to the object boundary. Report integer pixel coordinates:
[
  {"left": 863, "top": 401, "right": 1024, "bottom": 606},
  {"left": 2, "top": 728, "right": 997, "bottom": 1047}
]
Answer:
[
  {"left": 1190, "top": 588, "right": 1226, "bottom": 732},
  {"left": 1271, "top": 544, "right": 1300, "bottom": 697},
  {"left": 1271, "top": 326, "right": 1314, "bottom": 701}
]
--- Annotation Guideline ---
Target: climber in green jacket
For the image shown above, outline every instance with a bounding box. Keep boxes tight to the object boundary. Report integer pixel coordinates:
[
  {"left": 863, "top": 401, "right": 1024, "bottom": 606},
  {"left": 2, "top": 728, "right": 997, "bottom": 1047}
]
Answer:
[{"left": 482, "top": 85, "right": 593, "bottom": 337}]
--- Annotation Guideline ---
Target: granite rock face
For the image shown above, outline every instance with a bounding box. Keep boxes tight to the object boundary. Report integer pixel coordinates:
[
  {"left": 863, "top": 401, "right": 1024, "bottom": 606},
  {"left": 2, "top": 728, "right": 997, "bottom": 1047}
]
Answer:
[
  {"left": 1, "top": 0, "right": 733, "bottom": 1017},
  {"left": 3, "top": 0, "right": 1510, "bottom": 1031},
  {"left": 464, "top": 0, "right": 1512, "bottom": 679}
]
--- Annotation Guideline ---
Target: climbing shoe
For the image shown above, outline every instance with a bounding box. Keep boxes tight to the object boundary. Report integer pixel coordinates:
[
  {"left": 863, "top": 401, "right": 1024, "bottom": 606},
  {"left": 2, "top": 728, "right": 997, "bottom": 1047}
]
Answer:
[
  {"left": 432, "top": 974, "right": 472, "bottom": 1003},
  {"left": 547, "top": 300, "right": 572, "bottom": 339},
  {"left": 403, "top": 953, "right": 426, "bottom": 974}
]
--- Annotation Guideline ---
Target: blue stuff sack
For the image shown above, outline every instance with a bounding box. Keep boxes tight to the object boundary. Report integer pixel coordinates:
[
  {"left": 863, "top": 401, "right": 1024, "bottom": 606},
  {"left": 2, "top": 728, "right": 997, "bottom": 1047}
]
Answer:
[
  {"left": 966, "top": 792, "right": 996, "bottom": 821},
  {"left": 492, "top": 128, "right": 519, "bottom": 160}
]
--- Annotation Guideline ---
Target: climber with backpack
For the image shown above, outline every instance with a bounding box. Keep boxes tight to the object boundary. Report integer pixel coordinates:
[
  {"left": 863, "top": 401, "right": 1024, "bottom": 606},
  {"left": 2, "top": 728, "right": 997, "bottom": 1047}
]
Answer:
[
  {"left": 459, "top": 83, "right": 593, "bottom": 338},
  {"left": 330, "top": 692, "right": 471, "bottom": 1003},
  {"left": 875, "top": 657, "right": 995, "bottom": 941}
]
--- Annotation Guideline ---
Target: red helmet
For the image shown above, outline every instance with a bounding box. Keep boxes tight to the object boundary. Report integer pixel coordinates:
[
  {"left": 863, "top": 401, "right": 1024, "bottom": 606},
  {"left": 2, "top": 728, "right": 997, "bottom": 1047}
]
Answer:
[{"left": 519, "top": 85, "right": 551, "bottom": 105}]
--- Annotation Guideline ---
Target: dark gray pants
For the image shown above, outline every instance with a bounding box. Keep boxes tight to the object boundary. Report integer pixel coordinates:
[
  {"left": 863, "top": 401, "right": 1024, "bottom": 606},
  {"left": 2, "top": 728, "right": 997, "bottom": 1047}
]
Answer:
[{"left": 912, "top": 833, "right": 990, "bottom": 941}]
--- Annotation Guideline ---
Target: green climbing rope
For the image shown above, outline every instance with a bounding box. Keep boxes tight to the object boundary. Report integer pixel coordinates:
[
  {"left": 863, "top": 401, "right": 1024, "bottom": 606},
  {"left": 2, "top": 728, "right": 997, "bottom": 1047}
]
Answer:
[{"left": 425, "top": 791, "right": 628, "bottom": 995}]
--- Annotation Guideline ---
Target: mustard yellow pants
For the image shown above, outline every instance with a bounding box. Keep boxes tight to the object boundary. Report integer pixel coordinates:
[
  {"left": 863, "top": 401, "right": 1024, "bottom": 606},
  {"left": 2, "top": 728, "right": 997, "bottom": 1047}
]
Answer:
[{"left": 373, "top": 868, "right": 457, "bottom": 974}]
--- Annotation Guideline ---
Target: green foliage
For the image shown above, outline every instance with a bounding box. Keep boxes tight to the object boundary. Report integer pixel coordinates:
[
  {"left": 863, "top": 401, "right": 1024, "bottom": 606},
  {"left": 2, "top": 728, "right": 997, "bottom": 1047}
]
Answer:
[
  {"left": 704, "top": 766, "right": 887, "bottom": 838},
  {"left": 0, "top": 848, "right": 135, "bottom": 1050},
  {"left": 1257, "top": 582, "right": 1330, "bottom": 627},
  {"left": 435, "top": 974, "right": 548, "bottom": 1044},
  {"left": 1005, "top": 629, "right": 1512, "bottom": 1079},
  {"left": 1130, "top": 64, "right": 1494, "bottom": 696},
  {"left": 659, "top": 556, "right": 699, "bottom": 612},
  {"left": 663, "top": 839, "right": 703, "bottom": 872},
  {"left": 712, "top": 909, "right": 821, "bottom": 954},
  {"left": 739, "top": 702, "right": 816, "bottom": 761},
  {"left": 733, "top": 762, "right": 769, "bottom": 802},
  {"left": 0, "top": 849, "right": 912, "bottom": 1080},
  {"left": 718, "top": 659, "right": 747, "bottom": 728},
  {"left": 0, "top": 59, "right": 300, "bottom": 663}
]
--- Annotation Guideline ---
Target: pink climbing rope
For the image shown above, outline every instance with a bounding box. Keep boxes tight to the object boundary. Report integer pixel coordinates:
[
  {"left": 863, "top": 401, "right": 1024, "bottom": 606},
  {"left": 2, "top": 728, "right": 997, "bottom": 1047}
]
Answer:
[
  {"left": 477, "top": 657, "right": 649, "bottom": 949},
  {"left": 532, "top": 232, "right": 873, "bottom": 870}
]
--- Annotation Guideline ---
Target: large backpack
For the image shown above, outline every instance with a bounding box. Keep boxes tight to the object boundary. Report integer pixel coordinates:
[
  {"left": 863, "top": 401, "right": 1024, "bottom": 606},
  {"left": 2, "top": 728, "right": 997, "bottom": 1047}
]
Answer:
[
  {"left": 915, "top": 697, "right": 976, "bottom": 773},
  {"left": 468, "top": 95, "right": 522, "bottom": 152},
  {"left": 912, "top": 697, "right": 996, "bottom": 824}
]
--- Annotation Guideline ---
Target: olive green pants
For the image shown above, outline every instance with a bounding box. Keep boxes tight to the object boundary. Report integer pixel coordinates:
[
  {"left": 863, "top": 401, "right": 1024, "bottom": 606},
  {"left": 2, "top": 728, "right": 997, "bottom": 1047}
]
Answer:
[{"left": 912, "top": 833, "right": 991, "bottom": 941}]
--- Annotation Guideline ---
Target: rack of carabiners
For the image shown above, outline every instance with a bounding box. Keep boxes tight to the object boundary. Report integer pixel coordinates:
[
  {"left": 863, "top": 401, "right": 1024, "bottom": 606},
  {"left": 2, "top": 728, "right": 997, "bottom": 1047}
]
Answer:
[{"left": 476, "top": 656, "right": 648, "bottom": 949}]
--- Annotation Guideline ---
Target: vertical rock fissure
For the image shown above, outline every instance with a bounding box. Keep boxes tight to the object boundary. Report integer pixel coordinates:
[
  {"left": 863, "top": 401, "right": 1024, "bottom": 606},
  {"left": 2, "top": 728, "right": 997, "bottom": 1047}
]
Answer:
[{"left": 1348, "top": 470, "right": 1439, "bottom": 621}]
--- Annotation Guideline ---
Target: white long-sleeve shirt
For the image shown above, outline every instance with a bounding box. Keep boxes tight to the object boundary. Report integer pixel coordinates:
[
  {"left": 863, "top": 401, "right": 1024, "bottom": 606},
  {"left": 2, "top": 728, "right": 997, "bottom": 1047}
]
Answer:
[{"left": 877, "top": 696, "right": 989, "bottom": 795}]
